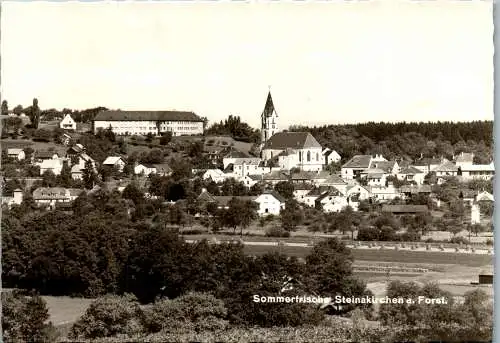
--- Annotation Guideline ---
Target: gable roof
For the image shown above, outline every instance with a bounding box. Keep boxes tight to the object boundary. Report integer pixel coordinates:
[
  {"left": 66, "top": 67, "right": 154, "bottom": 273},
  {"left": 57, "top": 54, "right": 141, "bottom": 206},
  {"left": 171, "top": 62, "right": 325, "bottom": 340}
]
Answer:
[
  {"left": 36, "top": 150, "right": 59, "bottom": 159},
  {"left": 370, "top": 161, "right": 397, "bottom": 173},
  {"left": 103, "top": 156, "right": 124, "bottom": 165},
  {"left": 342, "top": 155, "right": 372, "bottom": 169},
  {"left": 399, "top": 166, "right": 424, "bottom": 174},
  {"left": 455, "top": 152, "right": 474, "bottom": 163},
  {"left": 7, "top": 148, "right": 23, "bottom": 155},
  {"left": 224, "top": 150, "right": 250, "bottom": 159},
  {"left": 476, "top": 191, "right": 494, "bottom": 202},
  {"left": 212, "top": 195, "right": 257, "bottom": 207},
  {"left": 321, "top": 174, "right": 347, "bottom": 185},
  {"left": 153, "top": 163, "right": 172, "bottom": 173},
  {"left": 33, "top": 187, "right": 68, "bottom": 200},
  {"left": 94, "top": 110, "right": 203, "bottom": 122},
  {"left": 262, "top": 171, "right": 289, "bottom": 181},
  {"left": 433, "top": 161, "right": 459, "bottom": 172},
  {"left": 263, "top": 132, "right": 321, "bottom": 150},
  {"left": 40, "top": 159, "right": 64, "bottom": 169},
  {"left": 198, "top": 190, "right": 217, "bottom": 203},
  {"left": 257, "top": 190, "right": 286, "bottom": 203},
  {"left": 400, "top": 185, "right": 432, "bottom": 194}
]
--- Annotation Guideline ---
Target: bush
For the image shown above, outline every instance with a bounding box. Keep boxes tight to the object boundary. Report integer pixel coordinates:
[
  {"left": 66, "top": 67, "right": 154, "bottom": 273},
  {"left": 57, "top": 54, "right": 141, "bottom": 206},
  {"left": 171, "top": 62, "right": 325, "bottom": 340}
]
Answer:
[
  {"left": 486, "top": 238, "right": 493, "bottom": 246},
  {"left": 69, "top": 294, "right": 144, "bottom": 339},
  {"left": 180, "top": 229, "right": 205, "bottom": 235},
  {"left": 265, "top": 226, "right": 290, "bottom": 238},
  {"left": 143, "top": 292, "right": 228, "bottom": 334},
  {"left": 2, "top": 290, "right": 58, "bottom": 343}
]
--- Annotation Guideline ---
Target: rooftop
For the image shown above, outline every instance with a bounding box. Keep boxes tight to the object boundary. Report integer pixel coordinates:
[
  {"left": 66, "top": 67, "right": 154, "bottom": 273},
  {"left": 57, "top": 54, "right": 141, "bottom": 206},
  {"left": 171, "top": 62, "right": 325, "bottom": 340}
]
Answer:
[
  {"left": 94, "top": 110, "right": 203, "bottom": 122},
  {"left": 263, "top": 132, "right": 321, "bottom": 150},
  {"left": 342, "top": 155, "right": 372, "bottom": 169}
]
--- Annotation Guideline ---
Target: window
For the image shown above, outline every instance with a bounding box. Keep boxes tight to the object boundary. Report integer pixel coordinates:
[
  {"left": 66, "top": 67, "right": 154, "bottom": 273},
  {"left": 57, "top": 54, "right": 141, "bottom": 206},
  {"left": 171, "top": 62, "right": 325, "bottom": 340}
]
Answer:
[
  {"left": 316, "top": 152, "right": 319, "bottom": 161},
  {"left": 307, "top": 151, "right": 311, "bottom": 162},
  {"left": 299, "top": 151, "right": 302, "bottom": 162}
]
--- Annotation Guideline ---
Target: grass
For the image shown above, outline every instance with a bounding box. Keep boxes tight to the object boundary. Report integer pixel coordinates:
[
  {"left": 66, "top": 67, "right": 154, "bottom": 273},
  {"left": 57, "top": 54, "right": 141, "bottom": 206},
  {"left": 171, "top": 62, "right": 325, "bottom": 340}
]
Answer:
[{"left": 2, "top": 139, "right": 67, "bottom": 155}]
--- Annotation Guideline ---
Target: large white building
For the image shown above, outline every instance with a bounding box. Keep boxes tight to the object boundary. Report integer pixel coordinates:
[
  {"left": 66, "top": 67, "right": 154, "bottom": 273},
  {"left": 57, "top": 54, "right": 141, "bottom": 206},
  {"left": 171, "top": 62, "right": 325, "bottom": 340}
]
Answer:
[{"left": 92, "top": 110, "right": 204, "bottom": 136}]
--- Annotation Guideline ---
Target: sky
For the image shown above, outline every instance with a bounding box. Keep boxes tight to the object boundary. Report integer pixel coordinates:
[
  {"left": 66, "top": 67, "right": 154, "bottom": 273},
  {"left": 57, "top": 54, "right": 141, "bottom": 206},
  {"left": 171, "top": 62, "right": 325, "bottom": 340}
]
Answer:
[{"left": 1, "top": 1, "right": 494, "bottom": 129}]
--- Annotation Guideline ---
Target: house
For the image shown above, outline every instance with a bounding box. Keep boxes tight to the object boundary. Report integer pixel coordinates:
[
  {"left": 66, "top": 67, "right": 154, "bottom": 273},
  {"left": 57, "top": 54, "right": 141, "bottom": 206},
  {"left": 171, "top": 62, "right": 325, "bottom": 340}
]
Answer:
[
  {"left": 203, "top": 169, "right": 227, "bottom": 183},
  {"left": 345, "top": 185, "right": 371, "bottom": 202},
  {"left": 459, "top": 189, "right": 476, "bottom": 204},
  {"left": 93, "top": 110, "right": 204, "bottom": 136},
  {"left": 458, "top": 163, "right": 495, "bottom": 181},
  {"left": 71, "top": 164, "right": 84, "bottom": 180},
  {"left": 1, "top": 188, "right": 24, "bottom": 208},
  {"left": 381, "top": 204, "right": 429, "bottom": 215},
  {"left": 315, "top": 188, "right": 349, "bottom": 213},
  {"left": 341, "top": 155, "right": 372, "bottom": 180},
  {"left": 369, "top": 185, "right": 402, "bottom": 202},
  {"left": 302, "top": 187, "right": 331, "bottom": 207},
  {"left": 400, "top": 185, "right": 432, "bottom": 198},
  {"left": 59, "top": 113, "right": 77, "bottom": 130},
  {"left": 397, "top": 166, "right": 425, "bottom": 185},
  {"left": 232, "top": 159, "right": 262, "bottom": 178},
  {"left": 32, "top": 187, "right": 76, "bottom": 209},
  {"left": 454, "top": 152, "right": 474, "bottom": 167},
  {"left": 261, "top": 132, "right": 324, "bottom": 172},
  {"left": 261, "top": 170, "right": 290, "bottom": 185},
  {"left": 241, "top": 174, "right": 260, "bottom": 188},
  {"left": 293, "top": 183, "right": 315, "bottom": 203},
  {"left": 413, "top": 157, "right": 447, "bottom": 174},
  {"left": 370, "top": 160, "right": 398, "bottom": 175},
  {"left": 476, "top": 191, "right": 494, "bottom": 202},
  {"left": 35, "top": 150, "right": 60, "bottom": 162},
  {"left": 322, "top": 148, "right": 341, "bottom": 165},
  {"left": 432, "top": 161, "right": 459, "bottom": 177},
  {"left": 102, "top": 156, "right": 126, "bottom": 172},
  {"left": 254, "top": 191, "right": 286, "bottom": 216},
  {"left": 7, "top": 149, "right": 25, "bottom": 161},
  {"left": 153, "top": 163, "right": 173, "bottom": 176},
  {"left": 361, "top": 169, "right": 387, "bottom": 187},
  {"left": 319, "top": 174, "right": 348, "bottom": 194},
  {"left": 66, "top": 144, "right": 85, "bottom": 157},
  {"left": 222, "top": 150, "right": 258, "bottom": 169},
  {"left": 40, "top": 158, "right": 65, "bottom": 176},
  {"left": 211, "top": 195, "right": 257, "bottom": 210},
  {"left": 134, "top": 163, "right": 157, "bottom": 176}
]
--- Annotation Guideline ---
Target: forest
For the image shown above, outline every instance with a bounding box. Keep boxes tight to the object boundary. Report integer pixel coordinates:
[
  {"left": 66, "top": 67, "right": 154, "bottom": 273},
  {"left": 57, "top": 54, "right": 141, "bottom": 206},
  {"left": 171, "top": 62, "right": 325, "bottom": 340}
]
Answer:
[{"left": 289, "top": 121, "right": 493, "bottom": 163}]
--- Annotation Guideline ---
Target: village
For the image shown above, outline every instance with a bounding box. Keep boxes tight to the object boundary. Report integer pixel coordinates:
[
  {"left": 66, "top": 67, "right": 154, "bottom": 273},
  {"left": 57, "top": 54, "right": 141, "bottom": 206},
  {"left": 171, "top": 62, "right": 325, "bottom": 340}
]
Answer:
[{"left": 1, "top": 92, "right": 495, "bottom": 236}]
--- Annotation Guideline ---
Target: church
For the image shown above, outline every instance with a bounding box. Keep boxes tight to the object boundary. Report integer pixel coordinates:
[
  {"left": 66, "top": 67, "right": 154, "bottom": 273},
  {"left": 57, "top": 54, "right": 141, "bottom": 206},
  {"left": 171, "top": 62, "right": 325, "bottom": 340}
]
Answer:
[{"left": 259, "top": 91, "right": 339, "bottom": 172}]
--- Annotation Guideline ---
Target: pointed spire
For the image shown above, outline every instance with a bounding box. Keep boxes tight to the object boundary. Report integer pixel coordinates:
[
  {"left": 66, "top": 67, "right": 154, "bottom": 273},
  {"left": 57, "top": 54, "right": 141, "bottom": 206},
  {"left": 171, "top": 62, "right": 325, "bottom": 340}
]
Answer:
[{"left": 262, "top": 90, "right": 277, "bottom": 118}]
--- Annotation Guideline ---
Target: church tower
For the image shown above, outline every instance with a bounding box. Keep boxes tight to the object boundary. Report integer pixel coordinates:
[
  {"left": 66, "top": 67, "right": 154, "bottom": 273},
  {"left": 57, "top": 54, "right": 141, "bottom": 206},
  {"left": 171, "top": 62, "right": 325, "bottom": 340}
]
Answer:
[{"left": 260, "top": 90, "right": 279, "bottom": 147}]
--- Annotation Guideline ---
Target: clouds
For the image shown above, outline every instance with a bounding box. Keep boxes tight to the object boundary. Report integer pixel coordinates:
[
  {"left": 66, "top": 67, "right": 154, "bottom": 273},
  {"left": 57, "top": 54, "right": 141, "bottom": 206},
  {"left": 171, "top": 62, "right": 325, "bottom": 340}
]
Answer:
[{"left": 1, "top": 1, "right": 493, "bottom": 128}]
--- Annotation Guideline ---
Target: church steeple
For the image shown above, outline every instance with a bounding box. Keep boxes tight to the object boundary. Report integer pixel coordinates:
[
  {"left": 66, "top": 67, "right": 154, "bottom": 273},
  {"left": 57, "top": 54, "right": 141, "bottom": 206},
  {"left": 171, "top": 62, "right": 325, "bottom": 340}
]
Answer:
[{"left": 260, "top": 89, "right": 279, "bottom": 146}]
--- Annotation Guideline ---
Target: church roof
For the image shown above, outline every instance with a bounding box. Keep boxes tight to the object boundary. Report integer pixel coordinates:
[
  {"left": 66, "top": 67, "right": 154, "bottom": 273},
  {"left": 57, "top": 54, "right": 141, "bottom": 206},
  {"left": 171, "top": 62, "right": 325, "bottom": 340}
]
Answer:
[
  {"left": 261, "top": 91, "right": 277, "bottom": 118},
  {"left": 263, "top": 132, "right": 321, "bottom": 150}
]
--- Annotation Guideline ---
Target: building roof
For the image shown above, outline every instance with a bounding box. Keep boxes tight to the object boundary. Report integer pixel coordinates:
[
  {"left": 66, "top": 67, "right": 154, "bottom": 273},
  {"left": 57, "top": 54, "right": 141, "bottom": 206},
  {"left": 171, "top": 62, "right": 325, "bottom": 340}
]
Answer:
[
  {"left": 306, "top": 186, "right": 331, "bottom": 197},
  {"left": 36, "top": 150, "right": 59, "bottom": 159},
  {"left": 233, "top": 159, "right": 261, "bottom": 166},
  {"left": 413, "top": 157, "right": 445, "bottom": 166},
  {"left": 367, "top": 173, "right": 384, "bottom": 179},
  {"left": 460, "top": 189, "right": 476, "bottom": 199},
  {"left": 212, "top": 195, "right": 257, "bottom": 207},
  {"left": 399, "top": 166, "right": 424, "bottom": 174},
  {"left": 262, "top": 91, "right": 277, "bottom": 118},
  {"left": 476, "top": 191, "right": 494, "bottom": 202},
  {"left": 460, "top": 163, "right": 494, "bottom": 172},
  {"left": 361, "top": 168, "right": 385, "bottom": 175},
  {"left": 94, "top": 110, "right": 203, "bottom": 122},
  {"left": 153, "top": 163, "right": 172, "bottom": 173},
  {"left": 370, "top": 161, "right": 397, "bottom": 173},
  {"left": 342, "top": 155, "right": 372, "bottom": 169},
  {"left": 7, "top": 148, "right": 23, "bottom": 155},
  {"left": 103, "top": 156, "right": 124, "bottom": 165},
  {"left": 381, "top": 205, "right": 429, "bottom": 213},
  {"left": 68, "top": 188, "right": 84, "bottom": 197},
  {"left": 263, "top": 132, "right": 321, "bottom": 150},
  {"left": 71, "top": 164, "right": 83, "bottom": 173},
  {"left": 262, "top": 171, "right": 289, "bottom": 181},
  {"left": 33, "top": 187, "right": 68, "bottom": 200},
  {"left": 432, "top": 161, "right": 459, "bottom": 172},
  {"left": 224, "top": 150, "right": 250, "bottom": 159},
  {"left": 40, "top": 159, "right": 64, "bottom": 169},
  {"left": 400, "top": 185, "right": 432, "bottom": 193},
  {"left": 315, "top": 188, "right": 343, "bottom": 202},
  {"left": 223, "top": 164, "right": 234, "bottom": 173},
  {"left": 455, "top": 152, "right": 474, "bottom": 163},
  {"left": 198, "top": 190, "right": 217, "bottom": 203},
  {"left": 321, "top": 174, "right": 347, "bottom": 185},
  {"left": 258, "top": 190, "right": 286, "bottom": 203}
]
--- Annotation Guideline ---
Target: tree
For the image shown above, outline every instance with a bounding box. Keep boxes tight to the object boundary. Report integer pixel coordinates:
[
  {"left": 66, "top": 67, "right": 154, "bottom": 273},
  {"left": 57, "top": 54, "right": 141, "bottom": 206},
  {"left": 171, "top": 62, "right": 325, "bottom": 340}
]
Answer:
[
  {"left": 326, "top": 161, "right": 342, "bottom": 174},
  {"left": 2, "top": 290, "right": 57, "bottom": 343},
  {"left": 29, "top": 98, "right": 41, "bottom": 129},
  {"left": 2, "top": 99, "right": 9, "bottom": 115},
  {"left": 274, "top": 181, "right": 294, "bottom": 199},
  {"left": 82, "top": 160, "right": 96, "bottom": 189},
  {"left": 280, "top": 199, "right": 304, "bottom": 231},
  {"left": 222, "top": 197, "right": 258, "bottom": 235},
  {"left": 122, "top": 183, "right": 144, "bottom": 205},
  {"left": 12, "top": 105, "right": 23, "bottom": 116},
  {"left": 159, "top": 131, "right": 173, "bottom": 145}
]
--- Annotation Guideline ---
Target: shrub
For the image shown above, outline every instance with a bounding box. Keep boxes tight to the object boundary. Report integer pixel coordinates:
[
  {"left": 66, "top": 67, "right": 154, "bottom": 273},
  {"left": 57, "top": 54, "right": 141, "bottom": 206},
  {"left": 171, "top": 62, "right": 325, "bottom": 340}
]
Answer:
[
  {"left": 69, "top": 294, "right": 144, "bottom": 339},
  {"left": 486, "top": 238, "right": 493, "bottom": 246},
  {"left": 143, "top": 292, "right": 228, "bottom": 334},
  {"left": 180, "top": 229, "right": 205, "bottom": 235},
  {"left": 2, "top": 290, "right": 58, "bottom": 343},
  {"left": 265, "top": 226, "right": 290, "bottom": 238}
]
